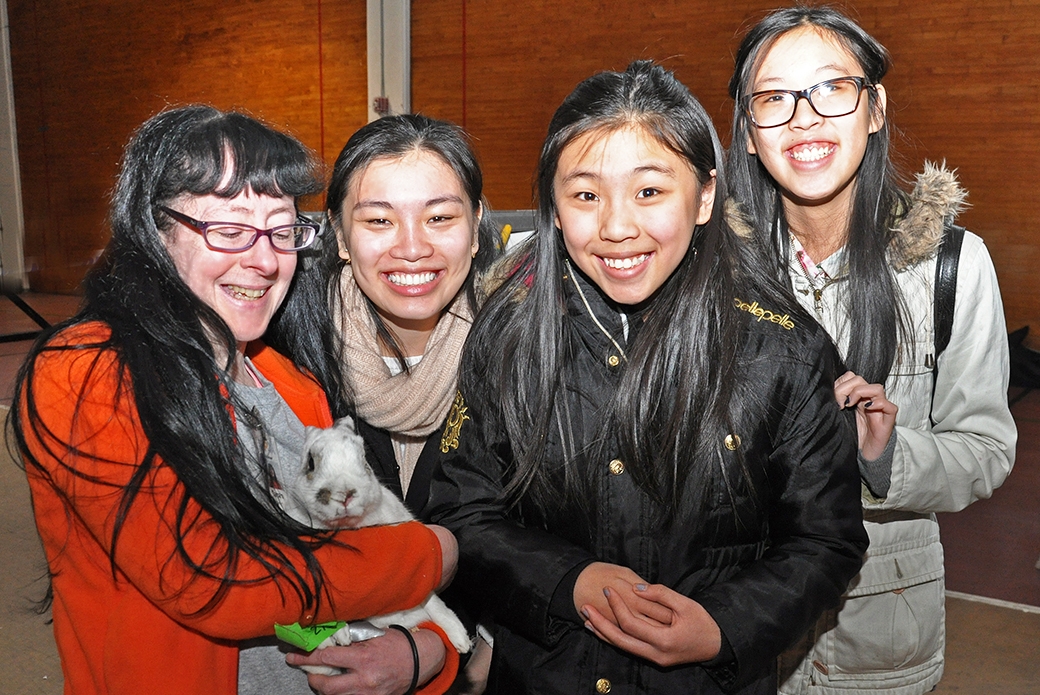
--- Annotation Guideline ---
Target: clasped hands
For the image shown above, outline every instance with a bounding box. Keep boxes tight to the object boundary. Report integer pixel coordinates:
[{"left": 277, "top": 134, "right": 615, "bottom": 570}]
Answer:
[{"left": 574, "top": 562, "right": 721, "bottom": 667}]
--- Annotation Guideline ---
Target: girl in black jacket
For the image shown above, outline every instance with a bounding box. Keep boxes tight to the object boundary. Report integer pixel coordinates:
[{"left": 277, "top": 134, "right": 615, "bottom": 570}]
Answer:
[{"left": 426, "top": 61, "right": 868, "bottom": 695}]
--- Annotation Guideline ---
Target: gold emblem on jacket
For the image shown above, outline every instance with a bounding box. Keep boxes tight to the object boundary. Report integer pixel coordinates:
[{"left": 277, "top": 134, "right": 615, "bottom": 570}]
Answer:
[
  {"left": 734, "top": 297, "right": 795, "bottom": 329},
  {"left": 440, "top": 391, "right": 471, "bottom": 453}
]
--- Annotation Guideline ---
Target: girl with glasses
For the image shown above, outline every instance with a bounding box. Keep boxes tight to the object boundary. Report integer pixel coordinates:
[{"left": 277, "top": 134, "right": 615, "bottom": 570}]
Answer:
[
  {"left": 424, "top": 60, "right": 868, "bottom": 695},
  {"left": 728, "top": 7, "right": 1016, "bottom": 694},
  {"left": 11, "top": 106, "right": 460, "bottom": 695}
]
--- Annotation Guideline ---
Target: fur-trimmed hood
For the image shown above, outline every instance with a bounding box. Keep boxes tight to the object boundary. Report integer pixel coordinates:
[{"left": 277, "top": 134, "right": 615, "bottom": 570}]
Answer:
[
  {"left": 888, "top": 161, "right": 968, "bottom": 271},
  {"left": 479, "top": 243, "right": 531, "bottom": 299}
]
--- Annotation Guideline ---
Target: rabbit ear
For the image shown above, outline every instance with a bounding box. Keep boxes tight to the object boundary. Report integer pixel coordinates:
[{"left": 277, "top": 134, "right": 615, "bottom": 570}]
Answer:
[
  {"left": 302, "top": 425, "right": 321, "bottom": 447},
  {"left": 334, "top": 416, "right": 356, "bottom": 433}
]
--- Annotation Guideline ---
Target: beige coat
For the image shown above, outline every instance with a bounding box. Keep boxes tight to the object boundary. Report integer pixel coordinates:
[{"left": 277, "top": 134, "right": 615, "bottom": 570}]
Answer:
[{"left": 778, "top": 164, "right": 1017, "bottom": 694}]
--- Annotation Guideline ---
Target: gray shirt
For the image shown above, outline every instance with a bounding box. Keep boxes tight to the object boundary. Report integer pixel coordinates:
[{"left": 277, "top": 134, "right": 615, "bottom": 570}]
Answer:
[{"left": 230, "top": 359, "right": 317, "bottom": 695}]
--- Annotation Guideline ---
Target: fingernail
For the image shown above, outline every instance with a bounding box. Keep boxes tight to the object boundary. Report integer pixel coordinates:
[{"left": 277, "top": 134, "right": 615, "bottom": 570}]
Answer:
[
  {"left": 844, "top": 396, "right": 850, "bottom": 407},
  {"left": 635, "top": 583, "right": 648, "bottom": 591},
  {"left": 603, "top": 588, "right": 610, "bottom": 598},
  {"left": 865, "top": 400, "right": 873, "bottom": 408},
  {"left": 581, "top": 608, "right": 589, "bottom": 619}
]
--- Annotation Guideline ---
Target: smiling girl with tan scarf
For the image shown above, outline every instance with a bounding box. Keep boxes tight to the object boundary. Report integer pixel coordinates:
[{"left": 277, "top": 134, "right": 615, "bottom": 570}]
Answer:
[{"left": 273, "top": 114, "right": 502, "bottom": 694}]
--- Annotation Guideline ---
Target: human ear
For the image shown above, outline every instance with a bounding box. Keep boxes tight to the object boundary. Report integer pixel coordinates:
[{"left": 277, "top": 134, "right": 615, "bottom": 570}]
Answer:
[
  {"left": 331, "top": 213, "right": 351, "bottom": 262},
  {"left": 869, "top": 83, "right": 887, "bottom": 134},
  {"left": 471, "top": 202, "right": 482, "bottom": 257},
  {"left": 746, "top": 132, "right": 758, "bottom": 156},
  {"left": 695, "top": 170, "right": 717, "bottom": 225}
]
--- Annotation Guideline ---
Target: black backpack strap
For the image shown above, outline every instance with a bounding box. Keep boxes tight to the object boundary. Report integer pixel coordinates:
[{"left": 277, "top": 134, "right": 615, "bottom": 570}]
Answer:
[
  {"left": 934, "top": 223, "right": 965, "bottom": 359},
  {"left": 931, "top": 222, "right": 965, "bottom": 423}
]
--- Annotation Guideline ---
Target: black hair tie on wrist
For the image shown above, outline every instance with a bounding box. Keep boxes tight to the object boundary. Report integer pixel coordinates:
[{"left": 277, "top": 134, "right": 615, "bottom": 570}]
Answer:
[{"left": 388, "top": 624, "right": 420, "bottom": 695}]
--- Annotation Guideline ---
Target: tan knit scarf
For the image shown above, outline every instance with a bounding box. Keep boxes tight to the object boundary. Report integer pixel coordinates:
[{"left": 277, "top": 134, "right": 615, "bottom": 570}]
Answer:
[{"left": 335, "top": 266, "right": 473, "bottom": 493}]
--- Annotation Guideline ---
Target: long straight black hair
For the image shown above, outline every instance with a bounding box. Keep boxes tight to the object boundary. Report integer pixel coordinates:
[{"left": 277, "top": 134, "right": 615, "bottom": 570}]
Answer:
[
  {"left": 463, "top": 61, "right": 790, "bottom": 520},
  {"left": 727, "top": 5, "right": 910, "bottom": 384},
  {"left": 11, "top": 105, "right": 335, "bottom": 614}
]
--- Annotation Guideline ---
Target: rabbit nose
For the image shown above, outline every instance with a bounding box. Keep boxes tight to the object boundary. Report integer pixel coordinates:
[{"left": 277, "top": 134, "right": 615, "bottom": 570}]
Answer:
[{"left": 342, "top": 489, "right": 357, "bottom": 507}]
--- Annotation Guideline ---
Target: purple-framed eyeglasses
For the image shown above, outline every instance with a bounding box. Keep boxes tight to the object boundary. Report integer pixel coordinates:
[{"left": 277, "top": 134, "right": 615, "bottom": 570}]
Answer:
[{"left": 158, "top": 205, "right": 320, "bottom": 253}]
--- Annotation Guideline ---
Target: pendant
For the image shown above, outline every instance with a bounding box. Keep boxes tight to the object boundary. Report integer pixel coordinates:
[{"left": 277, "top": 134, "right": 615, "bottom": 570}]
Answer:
[{"left": 812, "top": 288, "right": 824, "bottom": 318}]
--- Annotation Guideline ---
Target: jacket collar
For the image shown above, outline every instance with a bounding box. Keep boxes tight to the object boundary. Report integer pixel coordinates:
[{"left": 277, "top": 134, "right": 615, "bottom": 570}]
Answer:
[
  {"left": 244, "top": 341, "right": 334, "bottom": 429},
  {"left": 563, "top": 261, "right": 632, "bottom": 361}
]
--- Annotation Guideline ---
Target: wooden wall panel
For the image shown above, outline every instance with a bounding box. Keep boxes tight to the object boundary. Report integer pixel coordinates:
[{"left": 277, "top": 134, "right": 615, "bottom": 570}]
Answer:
[
  {"left": 9, "top": 0, "right": 368, "bottom": 293},
  {"left": 412, "top": 0, "right": 1040, "bottom": 333},
  {"left": 414, "top": 1, "right": 750, "bottom": 212},
  {"left": 9, "top": 0, "right": 1040, "bottom": 332},
  {"left": 866, "top": 2, "right": 1040, "bottom": 333}
]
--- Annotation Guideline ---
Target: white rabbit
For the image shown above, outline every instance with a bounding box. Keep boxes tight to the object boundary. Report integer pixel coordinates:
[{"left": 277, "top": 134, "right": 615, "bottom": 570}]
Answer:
[{"left": 279, "top": 416, "right": 472, "bottom": 675}]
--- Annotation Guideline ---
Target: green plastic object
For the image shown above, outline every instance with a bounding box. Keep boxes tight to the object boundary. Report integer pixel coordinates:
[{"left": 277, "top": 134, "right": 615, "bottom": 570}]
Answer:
[{"left": 274, "top": 621, "right": 346, "bottom": 652}]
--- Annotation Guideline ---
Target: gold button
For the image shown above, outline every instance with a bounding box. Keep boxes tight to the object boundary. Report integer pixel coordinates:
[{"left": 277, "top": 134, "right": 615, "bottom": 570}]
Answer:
[
  {"left": 724, "top": 434, "right": 741, "bottom": 451},
  {"left": 607, "top": 354, "right": 620, "bottom": 367},
  {"left": 609, "top": 459, "right": 625, "bottom": 475},
  {"left": 596, "top": 678, "right": 612, "bottom": 694}
]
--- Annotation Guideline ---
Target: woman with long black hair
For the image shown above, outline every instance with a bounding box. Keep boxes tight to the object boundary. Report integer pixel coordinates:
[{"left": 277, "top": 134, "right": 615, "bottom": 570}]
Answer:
[
  {"left": 426, "top": 61, "right": 868, "bottom": 694},
  {"left": 12, "top": 105, "right": 458, "bottom": 695},
  {"left": 727, "top": 6, "right": 1015, "bottom": 693},
  {"left": 265, "top": 114, "right": 501, "bottom": 693}
]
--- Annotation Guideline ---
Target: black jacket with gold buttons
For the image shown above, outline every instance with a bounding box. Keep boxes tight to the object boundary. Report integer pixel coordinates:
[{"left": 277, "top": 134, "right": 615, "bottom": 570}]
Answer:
[{"left": 426, "top": 270, "right": 867, "bottom": 695}]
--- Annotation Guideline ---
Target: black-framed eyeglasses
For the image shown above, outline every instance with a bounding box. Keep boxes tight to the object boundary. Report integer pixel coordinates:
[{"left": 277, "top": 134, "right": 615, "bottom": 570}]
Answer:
[
  {"left": 158, "top": 205, "right": 320, "bottom": 253},
  {"left": 746, "top": 76, "right": 873, "bottom": 129}
]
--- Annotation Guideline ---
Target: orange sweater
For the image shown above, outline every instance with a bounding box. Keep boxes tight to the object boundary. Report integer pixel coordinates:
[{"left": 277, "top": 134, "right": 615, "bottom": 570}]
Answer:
[{"left": 22, "top": 324, "right": 457, "bottom": 694}]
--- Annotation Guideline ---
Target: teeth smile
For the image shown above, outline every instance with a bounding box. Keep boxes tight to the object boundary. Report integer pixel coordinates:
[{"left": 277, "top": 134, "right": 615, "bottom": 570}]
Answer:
[
  {"left": 388, "top": 271, "right": 437, "bottom": 286},
  {"left": 602, "top": 254, "right": 648, "bottom": 270},
  {"left": 790, "top": 144, "right": 835, "bottom": 162},
  {"left": 226, "top": 285, "right": 268, "bottom": 299}
]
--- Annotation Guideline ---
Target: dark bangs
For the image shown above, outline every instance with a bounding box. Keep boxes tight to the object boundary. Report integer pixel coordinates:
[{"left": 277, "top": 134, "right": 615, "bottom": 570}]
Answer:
[{"left": 157, "top": 112, "right": 323, "bottom": 205}]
